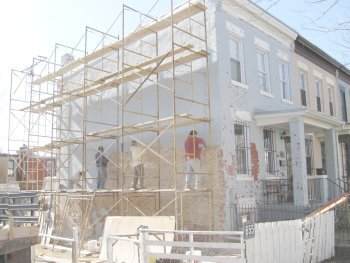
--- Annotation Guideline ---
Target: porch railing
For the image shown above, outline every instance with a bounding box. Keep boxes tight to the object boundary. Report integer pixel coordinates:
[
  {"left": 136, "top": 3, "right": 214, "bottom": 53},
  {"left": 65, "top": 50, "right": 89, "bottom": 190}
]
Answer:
[{"left": 260, "top": 176, "right": 345, "bottom": 204}]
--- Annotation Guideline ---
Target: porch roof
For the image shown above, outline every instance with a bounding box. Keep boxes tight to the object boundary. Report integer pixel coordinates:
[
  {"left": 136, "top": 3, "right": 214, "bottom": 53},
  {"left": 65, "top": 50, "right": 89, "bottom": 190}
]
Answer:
[{"left": 254, "top": 108, "right": 345, "bottom": 130}]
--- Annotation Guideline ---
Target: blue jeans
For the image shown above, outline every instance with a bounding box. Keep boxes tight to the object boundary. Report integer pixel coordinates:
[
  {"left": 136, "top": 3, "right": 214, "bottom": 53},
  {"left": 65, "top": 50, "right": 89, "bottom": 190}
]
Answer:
[{"left": 97, "top": 166, "right": 108, "bottom": 189}]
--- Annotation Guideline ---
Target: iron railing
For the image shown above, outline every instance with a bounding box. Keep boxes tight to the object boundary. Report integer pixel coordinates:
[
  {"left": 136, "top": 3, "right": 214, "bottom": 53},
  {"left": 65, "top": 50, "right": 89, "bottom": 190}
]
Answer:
[{"left": 260, "top": 176, "right": 346, "bottom": 205}]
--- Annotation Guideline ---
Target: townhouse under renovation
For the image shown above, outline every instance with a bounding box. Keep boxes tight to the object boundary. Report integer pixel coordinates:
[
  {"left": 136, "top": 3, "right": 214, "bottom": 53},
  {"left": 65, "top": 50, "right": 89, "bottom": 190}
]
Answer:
[{"left": 4, "top": 0, "right": 350, "bottom": 261}]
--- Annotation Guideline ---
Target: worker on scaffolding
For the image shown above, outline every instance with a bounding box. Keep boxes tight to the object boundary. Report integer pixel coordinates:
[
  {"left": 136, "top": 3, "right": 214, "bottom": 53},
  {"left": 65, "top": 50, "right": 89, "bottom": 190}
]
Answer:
[
  {"left": 130, "top": 140, "right": 145, "bottom": 190},
  {"left": 184, "top": 130, "right": 207, "bottom": 190},
  {"left": 95, "top": 146, "right": 109, "bottom": 189}
]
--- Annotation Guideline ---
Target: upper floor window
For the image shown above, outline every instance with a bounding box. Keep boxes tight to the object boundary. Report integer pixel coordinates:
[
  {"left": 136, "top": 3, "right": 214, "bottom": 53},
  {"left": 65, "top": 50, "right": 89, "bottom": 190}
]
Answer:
[
  {"left": 299, "top": 71, "right": 308, "bottom": 107},
  {"left": 315, "top": 78, "right": 323, "bottom": 112},
  {"left": 234, "top": 121, "right": 250, "bottom": 176},
  {"left": 328, "top": 85, "right": 335, "bottom": 116},
  {"left": 279, "top": 61, "right": 290, "bottom": 101},
  {"left": 263, "top": 127, "right": 277, "bottom": 176},
  {"left": 229, "top": 37, "right": 244, "bottom": 84},
  {"left": 257, "top": 49, "right": 270, "bottom": 93},
  {"left": 340, "top": 88, "right": 348, "bottom": 122}
]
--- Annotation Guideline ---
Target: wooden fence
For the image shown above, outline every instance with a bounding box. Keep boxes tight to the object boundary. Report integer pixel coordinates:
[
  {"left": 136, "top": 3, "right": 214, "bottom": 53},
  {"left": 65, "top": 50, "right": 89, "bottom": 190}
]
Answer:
[
  {"left": 105, "top": 211, "right": 334, "bottom": 262},
  {"left": 246, "top": 211, "right": 334, "bottom": 263}
]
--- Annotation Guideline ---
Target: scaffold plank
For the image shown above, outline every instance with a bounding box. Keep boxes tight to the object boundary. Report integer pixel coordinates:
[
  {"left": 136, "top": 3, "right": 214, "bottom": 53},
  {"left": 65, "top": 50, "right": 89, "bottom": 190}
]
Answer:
[
  {"left": 33, "top": 2, "right": 205, "bottom": 85},
  {"left": 28, "top": 50, "right": 208, "bottom": 113},
  {"left": 26, "top": 114, "right": 210, "bottom": 151},
  {"left": 20, "top": 45, "right": 208, "bottom": 113}
]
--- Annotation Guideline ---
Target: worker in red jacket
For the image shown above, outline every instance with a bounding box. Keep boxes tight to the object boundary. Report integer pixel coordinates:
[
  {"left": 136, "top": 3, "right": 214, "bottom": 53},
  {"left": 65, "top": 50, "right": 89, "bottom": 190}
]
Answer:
[{"left": 184, "top": 130, "right": 207, "bottom": 190}]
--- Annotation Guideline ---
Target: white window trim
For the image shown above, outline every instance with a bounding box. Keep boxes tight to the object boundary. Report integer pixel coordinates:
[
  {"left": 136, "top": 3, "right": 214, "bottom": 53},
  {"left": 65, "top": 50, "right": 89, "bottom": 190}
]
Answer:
[
  {"left": 279, "top": 60, "right": 291, "bottom": 102},
  {"left": 229, "top": 33, "right": 245, "bottom": 85},
  {"left": 282, "top": 98, "right": 293, "bottom": 105},
  {"left": 226, "top": 21, "right": 245, "bottom": 38},
  {"left": 313, "top": 70, "right": 323, "bottom": 80},
  {"left": 254, "top": 37, "right": 270, "bottom": 51},
  {"left": 277, "top": 50, "right": 289, "bottom": 62},
  {"left": 315, "top": 78, "right": 323, "bottom": 112},
  {"left": 326, "top": 77, "right": 335, "bottom": 86},
  {"left": 257, "top": 48, "right": 271, "bottom": 94},
  {"left": 299, "top": 70, "right": 308, "bottom": 107},
  {"left": 260, "top": 90, "right": 274, "bottom": 98},
  {"left": 236, "top": 176, "right": 254, "bottom": 181},
  {"left": 231, "top": 110, "right": 252, "bottom": 122},
  {"left": 298, "top": 61, "right": 308, "bottom": 71},
  {"left": 230, "top": 80, "right": 248, "bottom": 89},
  {"left": 234, "top": 121, "right": 251, "bottom": 178},
  {"left": 328, "top": 85, "right": 336, "bottom": 116}
]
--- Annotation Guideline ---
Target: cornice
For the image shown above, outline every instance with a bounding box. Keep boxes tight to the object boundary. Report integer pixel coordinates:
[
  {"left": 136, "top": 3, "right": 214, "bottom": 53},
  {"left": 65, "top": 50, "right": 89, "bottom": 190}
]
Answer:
[{"left": 219, "top": 0, "right": 297, "bottom": 48}]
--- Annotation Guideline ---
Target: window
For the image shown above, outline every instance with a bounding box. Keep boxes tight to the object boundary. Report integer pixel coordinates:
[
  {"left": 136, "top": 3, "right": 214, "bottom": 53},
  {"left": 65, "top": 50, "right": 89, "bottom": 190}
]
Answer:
[
  {"left": 263, "top": 127, "right": 277, "bottom": 176},
  {"left": 328, "top": 85, "right": 335, "bottom": 116},
  {"left": 279, "top": 61, "right": 290, "bottom": 101},
  {"left": 315, "top": 79, "right": 322, "bottom": 112},
  {"left": 340, "top": 88, "right": 348, "bottom": 122},
  {"left": 299, "top": 71, "right": 308, "bottom": 107},
  {"left": 234, "top": 121, "right": 250, "bottom": 175},
  {"left": 305, "top": 138, "right": 313, "bottom": 175},
  {"left": 8, "top": 160, "right": 14, "bottom": 177},
  {"left": 257, "top": 49, "right": 270, "bottom": 93},
  {"left": 229, "top": 37, "right": 243, "bottom": 83}
]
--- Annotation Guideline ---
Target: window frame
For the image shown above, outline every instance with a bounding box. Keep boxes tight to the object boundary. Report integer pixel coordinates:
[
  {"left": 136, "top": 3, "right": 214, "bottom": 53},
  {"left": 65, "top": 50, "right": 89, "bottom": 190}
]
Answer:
[
  {"left": 263, "top": 127, "right": 277, "bottom": 176},
  {"left": 299, "top": 70, "right": 308, "bottom": 107},
  {"left": 340, "top": 88, "right": 348, "bottom": 122},
  {"left": 234, "top": 121, "right": 251, "bottom": 177},
  {"left": 305, "top": 137, "right": 314, "bottom": 176},
  {"left": 229, "top": 35, "right": 245, "bottom": 86},
  {"left": 315, "top": 78, "right": 323, "bottom": 112},
  {"left": 8, "top": 159, "right": 15, "bottom": 177},
  {"left": 257, "top": 48, "right": 271, "bottom": 94},
  {"left": 328, "top": 85, "right": 335, "bottom": 116},
  {"left": 279, "top": 60, "right": 291, "bottom": 102}
]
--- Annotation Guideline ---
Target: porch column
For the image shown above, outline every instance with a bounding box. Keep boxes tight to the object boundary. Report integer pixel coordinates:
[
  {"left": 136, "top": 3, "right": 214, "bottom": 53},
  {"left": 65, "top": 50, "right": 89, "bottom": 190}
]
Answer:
[
  {"left": 324, "top": 128, "right": 340, "bottom": 198},
  {"left": 289, "top": 119, "right": 308, "bottom": 206}
]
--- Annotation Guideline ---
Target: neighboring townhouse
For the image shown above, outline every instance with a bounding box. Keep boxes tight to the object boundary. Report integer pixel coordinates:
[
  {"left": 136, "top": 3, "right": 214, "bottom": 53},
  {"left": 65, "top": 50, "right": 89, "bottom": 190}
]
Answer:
[
  {"left": 8, "top": 0, "right": 350, "bottom": 235},
  {"left": 293, "top": 35, "right": 350, "bottom": 199}
]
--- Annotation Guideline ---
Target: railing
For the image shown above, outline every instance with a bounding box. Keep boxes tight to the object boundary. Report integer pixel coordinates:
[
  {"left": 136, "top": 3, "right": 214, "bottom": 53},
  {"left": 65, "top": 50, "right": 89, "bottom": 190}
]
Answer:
[
  {"left": 38, "top": 227, "right": 79, "bottom": 263},
  {"left": 261, "top": 179, "right": 292, "bottom": 203},
  {"left": 107, "top": 227, "right": 246, "bottom": 263},
  {"left": 337, "top": 177, "right": 350, "bottom": 193},
  {"left": 261, "top": 176, "right": 346, "bottom": 205},
  {"left": 0, "top": 192, "right": 39, "bottom": 226}
]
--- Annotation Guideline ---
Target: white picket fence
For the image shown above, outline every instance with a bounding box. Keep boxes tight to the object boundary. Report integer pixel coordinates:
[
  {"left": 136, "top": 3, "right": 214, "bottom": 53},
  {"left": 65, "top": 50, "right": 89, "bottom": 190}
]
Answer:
[
  {"left": 246, "top": 211, "right": 335, "bottom": 263},
  {"left": 105, "top": 211, "right": 334, "bottom": 263},
  {"left": 107, "top": 229, "right": 246, "bottom": 263},
  {"left": 303, "top": 211, "right": 335, "bottom": 262}
]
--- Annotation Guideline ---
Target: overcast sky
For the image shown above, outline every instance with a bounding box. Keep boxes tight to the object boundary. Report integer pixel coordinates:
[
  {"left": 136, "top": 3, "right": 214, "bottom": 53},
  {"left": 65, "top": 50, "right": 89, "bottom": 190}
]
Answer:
[{"left": 0, "top": 0, "right": 348, "bottom": 152}]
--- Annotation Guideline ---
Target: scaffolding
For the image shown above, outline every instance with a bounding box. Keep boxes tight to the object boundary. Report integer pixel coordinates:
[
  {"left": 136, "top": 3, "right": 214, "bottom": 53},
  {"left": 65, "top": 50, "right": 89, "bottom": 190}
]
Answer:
[{"left": 8, "top": 0, "right": 212, "bottom": 244}]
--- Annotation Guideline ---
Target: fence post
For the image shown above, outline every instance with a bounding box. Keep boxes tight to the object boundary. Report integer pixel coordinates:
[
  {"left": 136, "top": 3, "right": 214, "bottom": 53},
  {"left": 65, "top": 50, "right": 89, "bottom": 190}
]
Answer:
[
  {"left": 138, "top": 226, "right": 149, "bottom": 263},
  {"left": 107, "top": 236, "right": 114, "bottom": 263},
  {"left": 189, "top": 233, "right": 194, "bottom": 263},
  {"left": 72, "top": 227, "right": 79, "bottom": 263}
]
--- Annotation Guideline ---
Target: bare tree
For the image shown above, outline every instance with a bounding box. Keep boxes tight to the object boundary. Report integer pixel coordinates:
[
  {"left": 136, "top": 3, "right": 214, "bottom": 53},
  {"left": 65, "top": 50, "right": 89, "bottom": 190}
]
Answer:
[{"left": 255, "top": 0, "right": 350, "bottom": 66}]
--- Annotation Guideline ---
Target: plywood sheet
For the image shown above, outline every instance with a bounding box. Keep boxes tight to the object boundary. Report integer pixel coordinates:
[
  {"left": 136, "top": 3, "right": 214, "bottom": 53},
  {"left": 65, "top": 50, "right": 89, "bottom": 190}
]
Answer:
[{"left": 99, "top": 216, "right": 175, "bottom": 262}]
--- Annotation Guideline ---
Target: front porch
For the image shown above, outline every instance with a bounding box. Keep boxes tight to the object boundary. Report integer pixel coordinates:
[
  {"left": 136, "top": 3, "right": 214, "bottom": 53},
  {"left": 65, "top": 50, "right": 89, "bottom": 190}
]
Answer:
[
  {"left": 255, "top": 108, "right": 344, "bottom": 206},
  {"left": 230, "top": 176, "right": 344, "bottom": 229}
]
